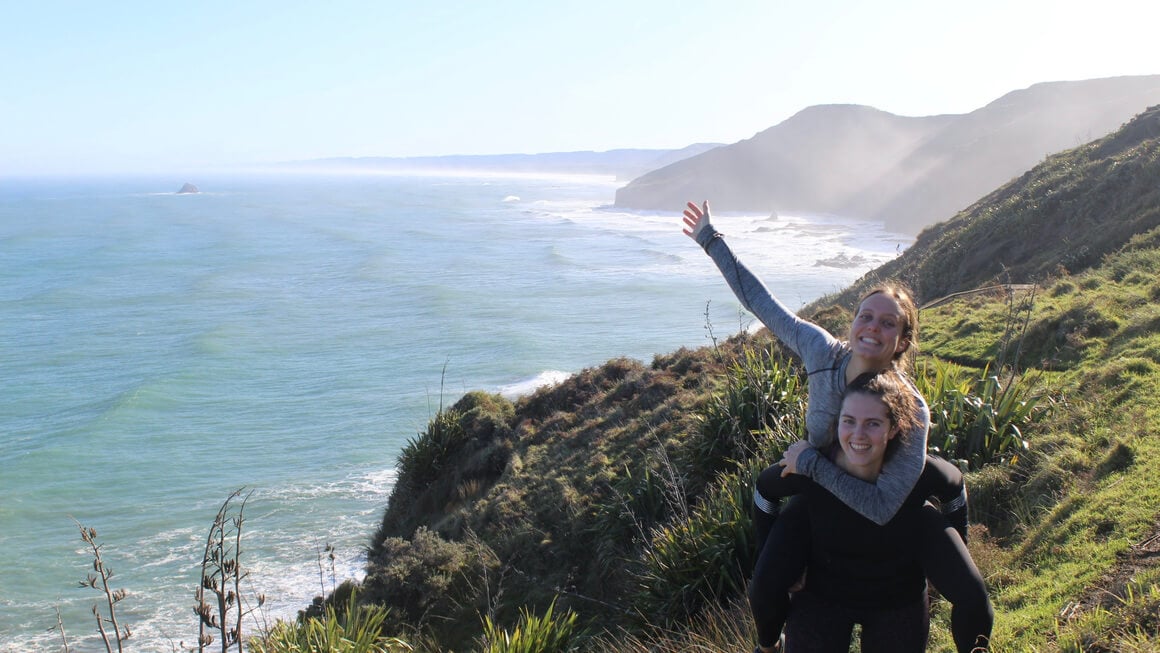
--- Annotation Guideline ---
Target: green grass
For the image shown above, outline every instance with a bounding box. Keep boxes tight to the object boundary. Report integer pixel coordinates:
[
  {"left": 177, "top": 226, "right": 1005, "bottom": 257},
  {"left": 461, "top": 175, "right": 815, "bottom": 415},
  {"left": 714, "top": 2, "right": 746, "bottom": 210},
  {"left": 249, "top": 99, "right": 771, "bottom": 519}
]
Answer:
[
  {"left": 364, "top": 261, "right": 1160, "bottom": 651},
  {"left": 915, "top": 260, "right": 1160, "bottom": 650}
]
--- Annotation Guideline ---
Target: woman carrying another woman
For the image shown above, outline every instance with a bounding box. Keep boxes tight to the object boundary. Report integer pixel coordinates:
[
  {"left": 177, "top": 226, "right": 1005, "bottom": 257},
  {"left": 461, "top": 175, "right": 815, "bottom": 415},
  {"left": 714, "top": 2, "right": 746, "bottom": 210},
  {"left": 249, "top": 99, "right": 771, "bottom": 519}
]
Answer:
[
  {"left": 681, "top": 201, "right": 992, "bottom": 652},
  {"left": 777, "top": 369, "right": 968, "bottom": 651}
]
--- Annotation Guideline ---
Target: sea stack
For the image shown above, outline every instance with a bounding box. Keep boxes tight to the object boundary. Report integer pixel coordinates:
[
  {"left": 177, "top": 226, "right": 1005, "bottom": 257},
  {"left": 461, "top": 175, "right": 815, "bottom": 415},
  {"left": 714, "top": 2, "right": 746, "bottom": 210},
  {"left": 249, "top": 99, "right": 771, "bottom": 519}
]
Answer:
[{"left": 177, "top": 183, "right": 200, "bottom": 194}]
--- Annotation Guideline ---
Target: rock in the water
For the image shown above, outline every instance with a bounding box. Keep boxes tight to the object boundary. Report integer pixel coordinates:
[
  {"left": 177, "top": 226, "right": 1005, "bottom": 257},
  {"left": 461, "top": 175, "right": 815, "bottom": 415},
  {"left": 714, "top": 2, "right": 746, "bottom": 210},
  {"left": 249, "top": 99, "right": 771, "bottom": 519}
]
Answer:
[
  {"left": 814, "top": 252, "right": 869, "bottom": 269},
  {"left": 177, "top": 183, "right": 199, "bottom": 194}
]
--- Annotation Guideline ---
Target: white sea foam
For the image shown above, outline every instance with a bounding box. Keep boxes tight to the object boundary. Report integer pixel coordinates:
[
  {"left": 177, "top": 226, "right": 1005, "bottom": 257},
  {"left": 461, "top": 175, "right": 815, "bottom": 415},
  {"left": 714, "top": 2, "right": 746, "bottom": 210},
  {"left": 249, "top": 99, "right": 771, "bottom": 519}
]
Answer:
[{"left": 497, "top": 370, "right": 572, "bottom": 399}]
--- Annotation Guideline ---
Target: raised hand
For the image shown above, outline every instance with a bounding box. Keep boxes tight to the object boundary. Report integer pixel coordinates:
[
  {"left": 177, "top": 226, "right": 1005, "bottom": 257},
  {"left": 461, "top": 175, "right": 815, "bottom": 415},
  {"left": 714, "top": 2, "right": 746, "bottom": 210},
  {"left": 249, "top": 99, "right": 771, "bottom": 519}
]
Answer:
[{"left": 681, "top": 200, "right": 712, "bottom": 239}]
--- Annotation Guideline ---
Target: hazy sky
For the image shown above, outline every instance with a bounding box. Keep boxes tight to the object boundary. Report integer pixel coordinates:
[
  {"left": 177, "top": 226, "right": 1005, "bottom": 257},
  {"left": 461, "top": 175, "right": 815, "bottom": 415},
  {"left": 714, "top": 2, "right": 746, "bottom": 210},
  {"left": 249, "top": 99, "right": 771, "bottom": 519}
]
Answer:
[{"left": 3, "top": 0, "right": 1158, "bottom": 175}]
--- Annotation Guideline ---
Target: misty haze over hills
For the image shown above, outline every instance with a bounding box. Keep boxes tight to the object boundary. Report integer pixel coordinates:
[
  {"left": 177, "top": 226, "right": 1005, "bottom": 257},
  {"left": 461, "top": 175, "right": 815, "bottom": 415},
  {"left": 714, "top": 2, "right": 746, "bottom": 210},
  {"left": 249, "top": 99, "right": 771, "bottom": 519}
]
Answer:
[
  {"left": 290, "top": 75, "right": 1160, "bottom": 236},
  {"left": 282, "top": 144, "right": 723, "bottom": 181},
  {"left": 615, "top": 75, "right": 1160, "bottom": 234}
]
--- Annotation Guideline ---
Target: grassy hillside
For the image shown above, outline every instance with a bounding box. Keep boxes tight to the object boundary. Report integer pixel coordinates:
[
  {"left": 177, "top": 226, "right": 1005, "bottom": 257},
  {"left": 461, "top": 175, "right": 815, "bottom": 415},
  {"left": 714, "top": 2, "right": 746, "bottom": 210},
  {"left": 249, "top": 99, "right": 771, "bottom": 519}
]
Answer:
[{"left": 347, "top": 107, "right": 1160, "bottom": 652}]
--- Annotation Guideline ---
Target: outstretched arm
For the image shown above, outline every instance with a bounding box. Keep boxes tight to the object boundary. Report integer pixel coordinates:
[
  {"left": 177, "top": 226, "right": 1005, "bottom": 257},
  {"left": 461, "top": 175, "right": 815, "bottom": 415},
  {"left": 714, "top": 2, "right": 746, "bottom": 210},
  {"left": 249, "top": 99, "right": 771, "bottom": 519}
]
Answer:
[{"left": 681, "top": 200, "right": 837, "bottom": 362}]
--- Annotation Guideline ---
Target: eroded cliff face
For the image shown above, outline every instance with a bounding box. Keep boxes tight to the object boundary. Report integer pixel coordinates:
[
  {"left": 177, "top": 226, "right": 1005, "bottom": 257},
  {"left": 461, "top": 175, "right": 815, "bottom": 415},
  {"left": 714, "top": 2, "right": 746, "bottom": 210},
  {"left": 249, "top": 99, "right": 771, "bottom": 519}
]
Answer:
[{"left": 615, "top": 75, "right": 1160, "bottom": 235}]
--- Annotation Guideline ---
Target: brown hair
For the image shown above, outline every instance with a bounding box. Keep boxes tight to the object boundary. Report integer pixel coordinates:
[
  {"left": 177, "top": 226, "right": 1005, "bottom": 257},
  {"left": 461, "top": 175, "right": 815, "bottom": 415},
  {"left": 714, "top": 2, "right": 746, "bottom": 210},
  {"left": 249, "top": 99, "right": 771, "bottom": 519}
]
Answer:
[
  {"left": 858, "top": 282, "right": 919, "bottom": 371},
  {"left": 844, "top": 369, "right": 920, "bottom": 443}
]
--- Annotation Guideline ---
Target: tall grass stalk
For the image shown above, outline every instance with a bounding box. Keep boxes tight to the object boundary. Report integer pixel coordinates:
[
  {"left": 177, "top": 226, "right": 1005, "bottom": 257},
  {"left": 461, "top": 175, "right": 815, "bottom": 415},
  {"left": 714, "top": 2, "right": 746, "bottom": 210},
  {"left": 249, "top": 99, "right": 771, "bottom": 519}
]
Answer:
[{"left": 591, "top": 597, "right": 754, "bottom": 653}]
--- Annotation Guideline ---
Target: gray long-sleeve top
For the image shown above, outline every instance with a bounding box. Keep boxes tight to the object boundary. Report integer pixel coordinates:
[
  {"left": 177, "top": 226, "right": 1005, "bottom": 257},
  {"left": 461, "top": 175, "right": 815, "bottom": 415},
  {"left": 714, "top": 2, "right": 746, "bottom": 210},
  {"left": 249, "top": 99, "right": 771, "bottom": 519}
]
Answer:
[{"left": 696, "top": 224, "right": 929, "bottom": 525}]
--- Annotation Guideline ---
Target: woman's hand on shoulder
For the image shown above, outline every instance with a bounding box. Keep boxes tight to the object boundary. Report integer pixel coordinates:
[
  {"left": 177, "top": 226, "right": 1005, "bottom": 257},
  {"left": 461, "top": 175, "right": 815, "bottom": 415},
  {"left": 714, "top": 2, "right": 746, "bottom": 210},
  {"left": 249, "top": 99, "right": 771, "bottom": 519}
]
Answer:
[
  {"left": 779, "top": 440, "right": 812, "bottom": 477},
  {"left": 682, "top": 200, "right": 712, "bottom": 240}
]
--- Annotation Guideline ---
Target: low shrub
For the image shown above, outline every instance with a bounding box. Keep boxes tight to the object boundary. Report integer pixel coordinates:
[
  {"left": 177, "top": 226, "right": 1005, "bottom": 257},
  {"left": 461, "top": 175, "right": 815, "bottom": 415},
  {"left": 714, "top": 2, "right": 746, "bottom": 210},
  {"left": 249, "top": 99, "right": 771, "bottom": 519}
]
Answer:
[
  {"left": 249, "top": 590, "right": 410, "bottom": 653},
  {"left": 632, "top": 466, "right": 755, "bottom": 626},
  {"left": 479, "top": 598, "right": 581, "bottom": 653},
  {"left": 684, "top": 346, "right": 805, "bottom": 490},
  {"left": 363, "top": 526, "right": 498, "bottom": 642}
]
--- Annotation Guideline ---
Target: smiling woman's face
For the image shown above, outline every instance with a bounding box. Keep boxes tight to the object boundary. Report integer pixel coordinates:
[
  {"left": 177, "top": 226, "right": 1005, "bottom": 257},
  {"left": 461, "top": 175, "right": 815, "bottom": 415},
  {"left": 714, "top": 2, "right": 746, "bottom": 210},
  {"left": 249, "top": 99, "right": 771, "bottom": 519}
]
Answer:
[
  {"left": 848, "top": 292, "right": 907, "bottom": 368},
  {"left": 837, "top": 391, "right": 900, "bottom": 479}
]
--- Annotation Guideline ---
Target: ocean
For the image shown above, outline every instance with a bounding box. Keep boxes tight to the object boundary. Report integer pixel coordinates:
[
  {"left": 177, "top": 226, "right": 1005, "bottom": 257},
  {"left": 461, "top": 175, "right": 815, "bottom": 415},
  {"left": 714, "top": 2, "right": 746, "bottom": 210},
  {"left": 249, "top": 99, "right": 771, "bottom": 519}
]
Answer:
[{"left": 0, "top": 171, "right": 910, "bottom": 651}]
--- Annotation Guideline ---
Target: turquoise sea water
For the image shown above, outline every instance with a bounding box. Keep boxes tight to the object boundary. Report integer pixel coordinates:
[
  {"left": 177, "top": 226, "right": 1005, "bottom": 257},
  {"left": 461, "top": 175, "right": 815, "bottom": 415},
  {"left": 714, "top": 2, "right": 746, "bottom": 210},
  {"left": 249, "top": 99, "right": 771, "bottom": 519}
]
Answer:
[{"left": 0, "top": 172, "right": 910, "bottom": 650}]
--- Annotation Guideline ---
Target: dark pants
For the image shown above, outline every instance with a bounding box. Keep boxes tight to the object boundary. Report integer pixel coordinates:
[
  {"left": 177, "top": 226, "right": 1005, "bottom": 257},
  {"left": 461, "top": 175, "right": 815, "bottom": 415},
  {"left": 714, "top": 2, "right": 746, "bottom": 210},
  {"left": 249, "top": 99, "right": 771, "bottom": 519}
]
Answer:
[
  {"left": 748, "top": 496, "right": 808, "bottom": 648},
  {"left": 784, "top": 588, "right": 930, "bottom": 653},
  {"left": 917, "top": 506, "right": 994, "bottom": 652}
]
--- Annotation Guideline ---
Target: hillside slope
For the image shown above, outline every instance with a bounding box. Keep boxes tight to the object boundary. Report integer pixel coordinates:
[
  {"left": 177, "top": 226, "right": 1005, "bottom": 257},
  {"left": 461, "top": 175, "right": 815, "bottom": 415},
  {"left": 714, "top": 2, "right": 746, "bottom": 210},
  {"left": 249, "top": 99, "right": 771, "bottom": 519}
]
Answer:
[
  {"left": 615, "top": 75, "right": 1160, "bottom": 235},
  {"left": 355, "top": 105, "right": 1160, "bottom": 652},
  {"left": 858, "top": 76, "right": 1160, "bottom": 233},
  {"left": 804, "top": 104, "right": 1160, "bottom": 313}
]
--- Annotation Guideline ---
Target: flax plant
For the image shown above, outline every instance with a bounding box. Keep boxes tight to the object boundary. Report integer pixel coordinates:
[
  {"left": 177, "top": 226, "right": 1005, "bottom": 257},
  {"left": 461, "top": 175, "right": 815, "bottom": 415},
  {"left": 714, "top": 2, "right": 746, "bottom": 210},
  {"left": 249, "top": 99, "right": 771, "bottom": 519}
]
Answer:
[
  {"left": 196, "top": 488, "right": 264, "bottom": 652},
  {"left": 479, "top": 598, "right": 580, "bottom": 653},
  {"left": 74, "top": 520, "right": 131, "bottom": 652},
  {"left": 692, "top": 346, "right": 805, "bottom": 485},
  {"left": 633, "top": 466, "right": 755, "bottom": 626},
  {"left": 396, "top": 408, "right": 467, "bottom": 492},
  {"left": 249, "top": 591, "right": 411, "bottom": 653},
  {"left": 918, "top": 359, "right": 1052, "bottom": 470}
]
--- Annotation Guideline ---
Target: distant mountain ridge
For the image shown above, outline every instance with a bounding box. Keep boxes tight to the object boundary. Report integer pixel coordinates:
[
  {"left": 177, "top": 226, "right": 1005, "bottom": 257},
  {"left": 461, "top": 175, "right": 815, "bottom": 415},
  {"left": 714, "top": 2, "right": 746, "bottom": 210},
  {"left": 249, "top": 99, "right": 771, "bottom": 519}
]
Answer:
[
  {"left": 281, "top": 144, "right": 722, "bottom": 181},
  {"left": 614, "top": 75, "right": 1160, "bottom": 234}
]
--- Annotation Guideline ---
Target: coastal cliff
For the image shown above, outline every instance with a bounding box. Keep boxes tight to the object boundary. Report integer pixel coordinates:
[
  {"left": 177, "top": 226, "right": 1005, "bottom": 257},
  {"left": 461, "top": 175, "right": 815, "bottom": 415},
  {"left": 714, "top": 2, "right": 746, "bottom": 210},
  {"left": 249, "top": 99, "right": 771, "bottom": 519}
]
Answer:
[{"left": 354, "top": 106, "right": 1160, "bottom": 651}]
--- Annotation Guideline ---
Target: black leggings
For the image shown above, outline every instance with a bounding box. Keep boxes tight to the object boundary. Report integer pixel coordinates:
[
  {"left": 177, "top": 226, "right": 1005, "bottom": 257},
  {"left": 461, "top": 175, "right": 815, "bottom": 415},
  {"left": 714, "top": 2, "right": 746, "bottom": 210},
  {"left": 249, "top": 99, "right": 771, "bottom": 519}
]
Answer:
[
  {"left": 748, "top": 496, "right": 808, "bottom": 649},
  {"left": 917, "top": 505, "right": 994, "bottom": 652},
  {"left": 784, "top": 587, "right": 930, "bottom": 653},
  {"left": 747, "top": 470, "right": 993, "bottom": 652}
]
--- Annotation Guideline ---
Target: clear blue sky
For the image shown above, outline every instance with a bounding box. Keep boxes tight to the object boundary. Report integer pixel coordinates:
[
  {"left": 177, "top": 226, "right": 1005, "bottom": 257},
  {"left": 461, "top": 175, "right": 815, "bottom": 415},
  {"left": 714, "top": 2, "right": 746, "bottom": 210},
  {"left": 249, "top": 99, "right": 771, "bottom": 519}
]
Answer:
[{"left": 3, "top": 0, "right": 1158, "bottom": 175}]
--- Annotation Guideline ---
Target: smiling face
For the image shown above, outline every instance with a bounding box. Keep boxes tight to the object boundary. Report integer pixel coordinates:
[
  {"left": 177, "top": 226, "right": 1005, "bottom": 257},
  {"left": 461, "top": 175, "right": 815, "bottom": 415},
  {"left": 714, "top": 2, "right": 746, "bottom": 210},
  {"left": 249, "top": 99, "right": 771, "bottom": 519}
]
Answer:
[
  {"left": 836, "top": 391, "right": 900, "bottom": 481},
  {"left": 848, "top": 292, "right": 909, "bottom": 369}
]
